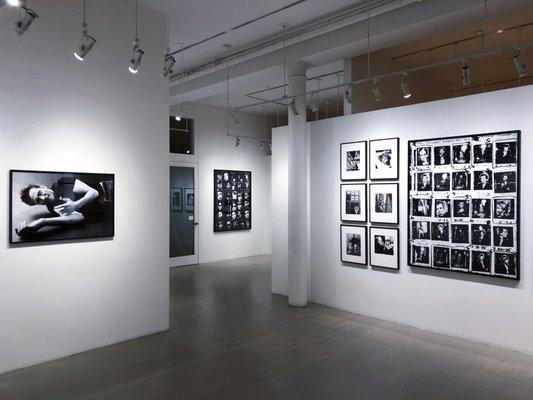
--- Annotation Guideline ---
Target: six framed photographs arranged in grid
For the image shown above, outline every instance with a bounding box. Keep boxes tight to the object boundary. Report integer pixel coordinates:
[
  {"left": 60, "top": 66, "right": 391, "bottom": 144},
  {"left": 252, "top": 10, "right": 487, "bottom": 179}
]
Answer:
[
  {"left": 340, "top": 141, "right": 367, "bottom": 181},
  {"left": 408, "top": 130, "right": 520, "bottom": 280},
  {"left": 341, "top": 225, "right": 368, "bottom": 265},
  {"left": 370, "top": 227, "right": 400, "bottom": 270},
  {"left": 369, "top": 138, "right": 400, "bottom": 180},
  {"left": 341, "top": 184, "right": 367, "bottom": 222}
]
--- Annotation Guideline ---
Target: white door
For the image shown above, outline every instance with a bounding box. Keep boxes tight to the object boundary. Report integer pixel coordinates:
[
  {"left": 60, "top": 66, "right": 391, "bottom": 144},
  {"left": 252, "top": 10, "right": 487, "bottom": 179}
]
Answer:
[{"left": 169, "top": 162, "right": 199, "bottom": 267}]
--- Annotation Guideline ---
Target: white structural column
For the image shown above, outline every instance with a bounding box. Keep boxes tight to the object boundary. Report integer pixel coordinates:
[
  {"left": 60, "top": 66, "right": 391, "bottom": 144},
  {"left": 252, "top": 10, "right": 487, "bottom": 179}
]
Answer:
[{"left": 287, "top": 61, "right": 309, "bottom": 307}]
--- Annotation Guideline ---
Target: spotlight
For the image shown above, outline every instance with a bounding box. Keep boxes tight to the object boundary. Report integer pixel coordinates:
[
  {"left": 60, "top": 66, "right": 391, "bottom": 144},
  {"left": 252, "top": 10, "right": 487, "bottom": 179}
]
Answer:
[
  {"left": 7, "top": 0, "right": 21, "bottom": 6},
  {"left": 401, "top": 72, "right": 412, "bottom": 99},
  {"left": 162, "top": 48, "right": 176, "bottom": 77},
  {"left": 344, "top": 86, "right": 352, "bottom": 104},
  {"left": 174, "top": 114, "right": 182, "bottom": 122},
  {"left": 372, "top": 79, "right": 383, "bottom": 102},
  {"left": 14, "top": 5, "right": 38, "bottom": 35},
  {"left": 260, "top": 142, "right": 265, "bottom": 150},
  {"left": 308, "top": 93, "right": 318, "bottom": 113},
  {"left": 289, "top": 98, "right": 300, "bottom": 117},
  {"left": 74, "top": 26, "right": 96, "bottom": 61},
  {"left": 235, "top": 137, "right": 240, "bottom": 147},
  {"left": 129, "top": 39, "right": 144, "bottom": 74},
  {"left": 230, "top": 109, "right": 240, "bottom": 125},
  {"left": 512, "top": 49, "right": 528, "bottom": 79},
  {"left": 461, "top": 59, "right": 471, "bottom": 87}
]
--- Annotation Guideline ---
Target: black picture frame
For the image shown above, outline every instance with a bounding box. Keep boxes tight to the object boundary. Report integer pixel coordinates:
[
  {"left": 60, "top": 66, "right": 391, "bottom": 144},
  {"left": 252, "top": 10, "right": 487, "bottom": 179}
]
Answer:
[
  {"left": 369, "top": 182, "right": 399, "bottom": 225},
  {"left": 340, "top": 183, "right": 367, "bottom": 223},
  {"left": 369, "top": 137, "right": 400, "bottom": 181},
  {"left": 213, "top": 169, "right": 252, "bottom": 232},
  {"left": 9, "top": 169, "right": 115, "bottom": 244},
  {"left": 369, "top": 226, "right": 400, "bottom": 270},
  {"left": 340, "top": 141, "right": 367, "bottom": 181},
  {"left": 407, "top": 130, "right": 520, "bottom": 281},
  {"left": 340, "top": 224, "right": 368, "bottom": 265},
  {"left": 170, "top": 187, "right": 183, "bottom": 212}
]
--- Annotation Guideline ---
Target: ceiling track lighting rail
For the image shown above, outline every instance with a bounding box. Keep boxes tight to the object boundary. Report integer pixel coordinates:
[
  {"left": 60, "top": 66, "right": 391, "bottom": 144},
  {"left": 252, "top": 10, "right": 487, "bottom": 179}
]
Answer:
[
  {"left": 226, "top": 132, "right": 271, "bottom": 145},
  {"left": 233, "top": 40, "right": 533, "bottom": 111}
]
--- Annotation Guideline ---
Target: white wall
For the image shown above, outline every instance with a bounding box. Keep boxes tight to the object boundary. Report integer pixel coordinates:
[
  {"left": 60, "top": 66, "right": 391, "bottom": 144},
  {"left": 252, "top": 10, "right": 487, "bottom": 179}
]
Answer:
[
  {"left": 0, "top": 0, "right": 169, "bottom": 373},
  {"left": 272, "top": 85, "right": 533, "bottom": 354},
  {"left": 182, "top": 103, "right": 272, "bottom": 264}
]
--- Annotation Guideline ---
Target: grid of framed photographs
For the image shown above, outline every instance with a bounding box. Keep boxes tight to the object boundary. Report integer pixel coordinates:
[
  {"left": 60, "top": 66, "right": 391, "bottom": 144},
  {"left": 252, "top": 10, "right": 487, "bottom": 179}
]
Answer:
[
  {"left": 408, "top": 131, "right": 520, "bottom": 280},
  {"left": 340, "top": 138, "right": 400, "bottom": 269}
]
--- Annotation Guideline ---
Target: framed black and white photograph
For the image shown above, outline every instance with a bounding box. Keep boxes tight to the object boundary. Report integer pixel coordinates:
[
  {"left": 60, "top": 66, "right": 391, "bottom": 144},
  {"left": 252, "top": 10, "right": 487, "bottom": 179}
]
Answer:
[
  {"left": 340, "top": 141, "right": 367, "bottom": 180},
  {"left": 341, "top": 184, "right": 367, "bottom": 222},
  {"left": 10, "top": 170, "right": 115, "bottom": 244},
  {"left": 370, "top": 227, "right": 399, "bottom": 270},
  {"left": 369, "top": 183, "right": 399, "bottom": 224},
  {"left": 170, "top": 188, "right": 183, "bottom": 212},
  {"left": 369, "top": 137, "right": 399, "bottom": 180},
  {"left": 213, "top": 170, "right": 251, "bottom": 232},
  {"left": 340, "top": 225, "right": 367, "bottom": 265},
  {"left": 408, "top": 130, "right": 520, "bottom": 280},
  {"left": 185, "top": 188, "right": 195, "bottom": 212}
]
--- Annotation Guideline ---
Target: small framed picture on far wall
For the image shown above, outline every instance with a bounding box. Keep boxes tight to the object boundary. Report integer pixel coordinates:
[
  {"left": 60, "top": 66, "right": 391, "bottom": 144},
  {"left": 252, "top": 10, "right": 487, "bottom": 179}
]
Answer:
[
  {"left": 340, "top": 141, "right": 367, "bottom": 180},
  {"left": 369, "top": 137, "right": 399, "bottom": 180},
  {"left": 370, "top": 227, "right": 400, "bottom": 270}
]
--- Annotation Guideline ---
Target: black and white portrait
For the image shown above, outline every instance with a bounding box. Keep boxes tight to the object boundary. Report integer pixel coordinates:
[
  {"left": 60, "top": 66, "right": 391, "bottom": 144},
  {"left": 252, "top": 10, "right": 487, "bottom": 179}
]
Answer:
[
  {"left": 214, "top": 170, "right": 251, "bottom": 232},
  {"left": 451, "top": 249, "right": 469, "bottom": 270},
  {"left": 416, "top": 172, "right": 432, "bottom": 191},
  {"left": 375, "top": 193, "right": 392, "bottom": 213},
  {"left": 340, "top": 141, "right": 367, "bottom": 180},
  {"left": 433, "top": 172, "right": 450, "bottom": 191},
  {"left": 412, "top": 198, "right": 432, "bottom": 217},
  {"left": 370, "top": 138, "right": 399, "bottom": 180},
  {"left": 433, "top": 246, "right": 450, "bottom": 268},
  {"left": 495, "top": 142, "right": 517, "bottom": 165},
  {"left": 412, "top": 245, "right": 430, "bottom": 265},
  {"left": 452, "top": 171, "right": 470, "bottom": 191},
  {"left": 434, "top": 146, "right": 451, "bottom": 166},
  {"left": 493, "top": 226, "right": 514, "bottom": 248},
  {"left": 434, "top": 199, "right": 451, "bottom": 218},
  {"left": 494, "top": 253, "right": 517, "bottom": 277},
  {"left": 472, "top": 198, "right": 491, "bottom": 219},
  {"left": 370, "top": 227, "right": 399, "bottom": 269},
  {"left": 453, "top": 143, "right": 471, "bottom": 164},
  {"left": 412, "top": 221, "right": 430, "bottom": 240},
  {"left": 451, "top": 224, "right": 469, "bottom": 244},
  {"left": 473, "top": 170, "right": 492, "bottom": 190},
  {"left": 494, "top": 171, "right": 516, "bottom": 193},
  {"left": 10, "top": 170, "right": 114, "bottom": 244},
  {"left": 473, "top": 143, "right": 493, "bottom": 164},
  {"left": 375, "top": 235, "right": 394, "bottom": 255},
  {"left": 453, "top": 199, "right": 470, "bottom": 218},
  {"left": 370, "top": 183, "right": 398, "bottom": 224},
  {"left": 416, "top": 147, "right": 431, "bottom": 167},
  {"left": 431, "top": 222, "right": 449, "bottom": 242},
  {"left": 341, "top": 225, "right": 367, "bottom": 265},
  {"left": 472, "top": 250, "right": 492, "bottom": 274},
  {"left": 494, "top": 198, "right": 515, "bottom": 220},
  {"left": 341, "top": 184, "right": 367, "bottom": 222},
  {"left": 471, "top": 223, "right": 491, "bottom": 246}
]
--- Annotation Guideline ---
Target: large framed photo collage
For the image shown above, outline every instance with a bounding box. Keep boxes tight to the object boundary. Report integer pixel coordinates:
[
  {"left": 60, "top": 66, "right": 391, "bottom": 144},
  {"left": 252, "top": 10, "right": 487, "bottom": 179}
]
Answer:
[
  {"left": 340, "top": 138, "right": 400, "bottom": 270},
  {"left": 408, "top": 131, "right": 520, "bottom": 280}
]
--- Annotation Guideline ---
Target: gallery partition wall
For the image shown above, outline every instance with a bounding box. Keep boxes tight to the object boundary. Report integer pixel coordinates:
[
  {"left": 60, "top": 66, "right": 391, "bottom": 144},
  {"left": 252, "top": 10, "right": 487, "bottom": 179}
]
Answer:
[{"left": 272, "top": 84, "right": 533, "bottom": 355}]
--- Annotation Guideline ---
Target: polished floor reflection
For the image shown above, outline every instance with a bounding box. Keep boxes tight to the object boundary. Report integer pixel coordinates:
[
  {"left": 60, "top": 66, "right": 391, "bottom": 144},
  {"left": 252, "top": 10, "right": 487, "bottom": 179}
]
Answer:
[{"left": 2, "top": 255, "right": 533, "bottom": 399}]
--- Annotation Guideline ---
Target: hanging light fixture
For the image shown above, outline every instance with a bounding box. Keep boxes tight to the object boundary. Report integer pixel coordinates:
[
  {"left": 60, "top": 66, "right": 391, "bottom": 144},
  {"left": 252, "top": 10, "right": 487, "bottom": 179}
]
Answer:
[
  {"left": 289, "top": 98, "right": 299, "bottom": 117},
  {"left": 162, "top": 47, "right": 176, "bottom": 77},
  {"left": 74, "top": 0, "right": 96, "bottom": 61},
  {"left": 14, "top": 2, "right": 38, "bottom": 35},
  {"left": 308, "top": 91, "right": 318, "bottom": 113},
  {"left": 235, "top": 137, "right": 240, "bottom": 147},
  {"left": 7, "top": 0, "right": 21, "bottom": 6},
  {"left": 401, "top": 72, "right": 412, "bottom": 99},
  {"left": 260, "top": 142, "right": 265, "bottom": 151},
  {"left": 230, "top": 109, "right": 240, "bottom": 125},
  {"left": 461, "top": 59, "right": 471, "bottom": 87},
  {"left": 129, "top": 0, "right": 144, "bottom": 74},
  {"left": 512, "top": 49, "right": 528, "bottom": 78},
  {"left": 372, "top": 79, "right": 383, "bottom": 102},
  {"left": 223, "top": 43, "right": 233, "bottom": 137},
  {"left": 344, "top": 85, "right": 352, "bottom": 104}
]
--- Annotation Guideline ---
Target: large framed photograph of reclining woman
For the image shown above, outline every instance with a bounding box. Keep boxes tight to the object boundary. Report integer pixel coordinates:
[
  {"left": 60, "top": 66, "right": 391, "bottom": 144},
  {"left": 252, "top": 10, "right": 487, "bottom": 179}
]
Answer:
[{"left": 10, "top": 170, "right": 115, "bottom": 244}]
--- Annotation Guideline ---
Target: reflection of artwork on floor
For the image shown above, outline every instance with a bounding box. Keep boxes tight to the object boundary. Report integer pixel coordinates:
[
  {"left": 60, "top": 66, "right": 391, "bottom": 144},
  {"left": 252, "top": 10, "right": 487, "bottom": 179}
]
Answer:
[
  {"left": 170, "top": 188, "right": 183, "bottom": 212},
  {"left": 10, "top": 170, "right": 115, "bottom": 244},
  {"left": 214, "top": 170, "right": 251, "bottom": 232},
  {"left": 408, "top": 130, "right": 520, "bottom": 280}
]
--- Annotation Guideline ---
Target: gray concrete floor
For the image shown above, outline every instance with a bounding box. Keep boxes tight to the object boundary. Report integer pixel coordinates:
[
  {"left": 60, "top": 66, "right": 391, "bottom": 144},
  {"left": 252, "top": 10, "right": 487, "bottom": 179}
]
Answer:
[{"left": 2, "top": 255, "right": 533, "bottom": 399}]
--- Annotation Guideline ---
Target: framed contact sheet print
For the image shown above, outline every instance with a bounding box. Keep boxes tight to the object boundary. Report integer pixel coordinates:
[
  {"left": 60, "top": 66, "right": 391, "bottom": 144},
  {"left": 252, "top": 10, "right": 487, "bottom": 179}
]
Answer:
[{"left": 407, "top": 131, "right": 520, "bottom": 280}]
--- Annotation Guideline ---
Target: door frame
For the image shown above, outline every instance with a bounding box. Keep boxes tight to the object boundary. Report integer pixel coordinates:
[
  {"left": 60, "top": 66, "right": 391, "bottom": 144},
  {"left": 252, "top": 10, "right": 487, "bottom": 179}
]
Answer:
[{"left": 169, "top": 161, "right": 199, "bottom": 268}]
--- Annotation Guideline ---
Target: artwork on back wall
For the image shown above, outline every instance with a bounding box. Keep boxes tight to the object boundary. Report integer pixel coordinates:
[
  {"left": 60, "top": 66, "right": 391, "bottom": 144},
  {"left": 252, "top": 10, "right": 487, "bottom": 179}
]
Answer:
[
  {"left": 170, "top": 188, "right": 183, "bottom": 212},
  {"left": 341, "top": 225, "right": 367, "bottom": 265},
  {"left": 340, "top": 141, "right": 367, "bottom": 180},
  {"left": 408, "top": 131, "right": 520, "bottom": 280},
  {"left": 185, "top": 188, "right": 195, "bottom": 212},
  {"left": 369, "top": 183, "right": 399, "bottom": 224},
  {"left": 10, "top": 170, "right": 115, "bottom": 244},
  {"left": 369, "top": 138, "right": 399, "bottom": 180},
  {"left": 370, "top": 226, "right": 399, "bottom": 269},
  {"left": 214, "top": 169, "right": 251, "bottom": 232},
  {"left": 340, "top": 183, "right": 367, "bottom": 222}
]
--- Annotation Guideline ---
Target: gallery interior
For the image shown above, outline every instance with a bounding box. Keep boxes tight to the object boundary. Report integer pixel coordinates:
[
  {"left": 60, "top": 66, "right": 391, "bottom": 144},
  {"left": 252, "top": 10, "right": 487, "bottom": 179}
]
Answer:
[{"left": 1, "top": 0, "right": 533, "bottom": 398}]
